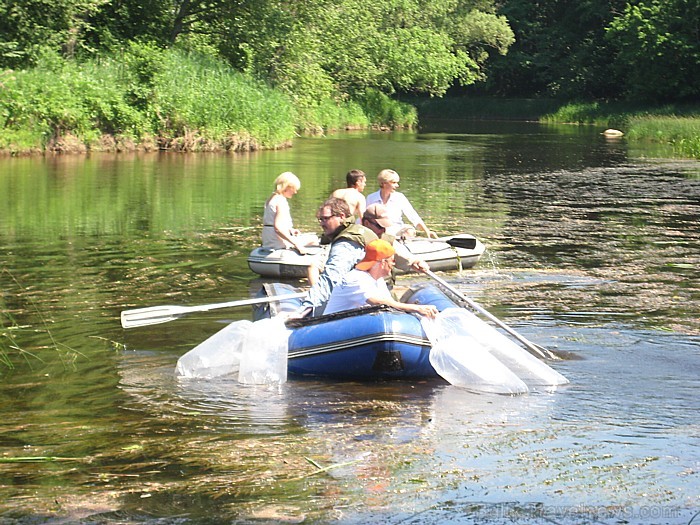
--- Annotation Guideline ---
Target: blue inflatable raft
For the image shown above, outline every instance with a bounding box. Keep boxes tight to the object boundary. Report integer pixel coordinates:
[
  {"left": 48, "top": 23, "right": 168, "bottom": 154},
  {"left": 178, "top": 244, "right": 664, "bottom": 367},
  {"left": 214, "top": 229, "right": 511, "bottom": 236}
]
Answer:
[{"left": 255, "top": 283, "right": 456, "bottom": 380}]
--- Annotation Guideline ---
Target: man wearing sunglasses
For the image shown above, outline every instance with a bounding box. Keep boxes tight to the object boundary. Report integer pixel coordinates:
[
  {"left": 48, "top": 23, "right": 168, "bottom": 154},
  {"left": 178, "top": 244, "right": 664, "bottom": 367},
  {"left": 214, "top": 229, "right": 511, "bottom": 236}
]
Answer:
[
  {"left": 299, "top": 198, "right": 428, "bottom": 317},
  {"left": 324, "top": 239, "right": 438, "bottom": 318}
]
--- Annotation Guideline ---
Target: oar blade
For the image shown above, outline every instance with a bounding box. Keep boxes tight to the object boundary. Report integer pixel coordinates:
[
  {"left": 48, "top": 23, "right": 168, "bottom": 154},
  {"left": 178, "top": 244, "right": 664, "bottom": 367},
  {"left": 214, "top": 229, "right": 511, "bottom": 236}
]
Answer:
[
  {"left": 444, "top": 235, "right": 477, "bottom": 250},
  {"left": 429, "top": 335, "right": 530, "bottom": 394},
  {"left": 121, "top": 305, "right": 186, "bottom": 329},
  {"left": 422, "top": 315, "right": 529, "bottom": 394}
]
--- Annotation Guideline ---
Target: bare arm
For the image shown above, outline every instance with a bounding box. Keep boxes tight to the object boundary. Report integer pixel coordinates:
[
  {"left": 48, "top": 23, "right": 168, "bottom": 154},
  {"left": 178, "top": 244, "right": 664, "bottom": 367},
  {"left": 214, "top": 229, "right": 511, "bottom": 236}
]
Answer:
[
  {"left": 272, "top": 196, "right": 307, "bottom": 253},
  {"left": 365, "top": 295, "right": 438, "bottom": 318}
]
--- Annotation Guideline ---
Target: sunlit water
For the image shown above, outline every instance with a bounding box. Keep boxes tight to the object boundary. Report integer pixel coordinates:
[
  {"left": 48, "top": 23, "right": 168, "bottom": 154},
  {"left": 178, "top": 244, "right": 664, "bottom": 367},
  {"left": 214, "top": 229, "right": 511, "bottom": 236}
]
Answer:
[{"left": 1, "top": 123, "right": 699, "bottom": 524}]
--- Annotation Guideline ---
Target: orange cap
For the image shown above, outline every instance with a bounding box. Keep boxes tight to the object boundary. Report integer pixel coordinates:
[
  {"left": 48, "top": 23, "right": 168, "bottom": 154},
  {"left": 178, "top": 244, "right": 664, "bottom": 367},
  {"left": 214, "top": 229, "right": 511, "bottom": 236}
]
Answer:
[{"left": 356, "top": 239, "right": 395, "bottom": 270}]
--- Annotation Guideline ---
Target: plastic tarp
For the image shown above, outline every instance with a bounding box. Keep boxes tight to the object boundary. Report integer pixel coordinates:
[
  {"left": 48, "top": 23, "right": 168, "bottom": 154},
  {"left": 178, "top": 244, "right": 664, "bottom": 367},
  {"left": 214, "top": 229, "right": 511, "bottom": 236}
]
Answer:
[
  {"left": 237, "top": 317, "right": 290, "bottom": 385},
  {"left": 175, "top": 316, "right": 292, "bottom": 386},
  {"left": 422, "top": 308, "right": 568, "bottom": 394},
  {"left": 175, "top": 320, "right": 252, "bottom": 378}
]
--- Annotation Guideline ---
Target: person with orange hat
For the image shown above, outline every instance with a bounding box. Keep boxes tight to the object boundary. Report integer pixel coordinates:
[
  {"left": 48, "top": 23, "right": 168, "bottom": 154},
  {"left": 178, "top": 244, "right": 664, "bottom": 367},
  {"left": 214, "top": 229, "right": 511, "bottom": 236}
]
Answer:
[
  {"left": 324, "top": 239, "right": 439, "bottom": 317},
  {"left": 298, "top": 198, "right": 429, "bottom": 317}
]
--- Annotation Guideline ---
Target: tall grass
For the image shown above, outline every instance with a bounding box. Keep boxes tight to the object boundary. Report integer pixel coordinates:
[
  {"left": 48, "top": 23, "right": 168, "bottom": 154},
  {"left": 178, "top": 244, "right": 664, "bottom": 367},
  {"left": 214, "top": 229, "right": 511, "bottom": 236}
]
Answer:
[
  {"left": 626, "top": 116, "right": 700, "bottom": 158},
  {"left": 295, "top": 98, "right": 370, "bottom": 133},
  {"left": 357, "top": 90, "right": 417, "bottom": 128},
  {"left": 542, "top": 101, "right": 700, "bottom": 158},
  {"left": 154, "top": 50, "right": 296, "bottom": 149},
  {"left": 0, "top": 54, "right": 149, "bottom": 152},
  {"left": 1, "top": 46, "right": 410, "bottom": 154}
]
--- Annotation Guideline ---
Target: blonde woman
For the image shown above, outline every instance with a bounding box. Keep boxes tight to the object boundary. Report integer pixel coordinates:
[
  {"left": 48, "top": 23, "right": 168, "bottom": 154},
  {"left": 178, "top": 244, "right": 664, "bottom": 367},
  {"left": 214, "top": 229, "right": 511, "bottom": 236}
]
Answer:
[
  {"left": 366, "top": 169, "right": 438, "bottom": 238},
  {"left": 262, "top": 172, "right": 318, "bottom": 254}
]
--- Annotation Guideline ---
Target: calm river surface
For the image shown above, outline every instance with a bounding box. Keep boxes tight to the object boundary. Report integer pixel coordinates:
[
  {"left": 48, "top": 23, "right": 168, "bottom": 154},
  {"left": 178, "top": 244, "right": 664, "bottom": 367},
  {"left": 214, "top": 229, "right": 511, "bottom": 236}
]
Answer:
[{"left": 1, "top": 122, "right": 699, "bottom": 524}]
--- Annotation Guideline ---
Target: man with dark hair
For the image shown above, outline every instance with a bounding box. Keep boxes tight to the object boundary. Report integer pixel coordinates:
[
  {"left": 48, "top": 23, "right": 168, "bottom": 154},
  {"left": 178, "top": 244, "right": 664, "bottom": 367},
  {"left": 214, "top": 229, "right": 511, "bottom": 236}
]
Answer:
[
  {"left": 331, "top": 169, "right": 367, "bottom": 219},
  {"left": 300, "top": 198, "right": 428, "bottom": 316}
]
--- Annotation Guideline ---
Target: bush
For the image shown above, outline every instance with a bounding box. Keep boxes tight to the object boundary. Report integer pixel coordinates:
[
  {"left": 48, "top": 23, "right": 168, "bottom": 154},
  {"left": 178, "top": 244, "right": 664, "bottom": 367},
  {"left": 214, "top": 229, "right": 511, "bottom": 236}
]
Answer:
[
  {"left": 356, "top": 89, "right": 417, "bottom": 128},
  {"left": 0, "top": 47, "right": 418, "bottom": 154}
]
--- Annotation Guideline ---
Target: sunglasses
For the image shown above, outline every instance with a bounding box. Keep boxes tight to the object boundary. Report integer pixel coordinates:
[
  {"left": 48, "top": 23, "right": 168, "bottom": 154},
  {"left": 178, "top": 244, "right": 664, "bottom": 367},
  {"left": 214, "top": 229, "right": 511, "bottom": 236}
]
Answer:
[{"left": 318, "top": 215, "right": 335, "bottom": 223}]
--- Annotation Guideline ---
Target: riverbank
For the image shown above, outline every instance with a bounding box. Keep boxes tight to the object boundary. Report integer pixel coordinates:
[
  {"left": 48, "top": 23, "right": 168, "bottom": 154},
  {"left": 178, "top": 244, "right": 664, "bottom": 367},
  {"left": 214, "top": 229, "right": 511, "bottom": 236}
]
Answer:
[
  {"left": 2, "top": 47, "right": 698, "bottom": 160},
  {"left": 0, "top": 47, "right": 416, "bottom": 156},
  {"left": 411, "top": 97, "right": 700, "bottom": 159}
]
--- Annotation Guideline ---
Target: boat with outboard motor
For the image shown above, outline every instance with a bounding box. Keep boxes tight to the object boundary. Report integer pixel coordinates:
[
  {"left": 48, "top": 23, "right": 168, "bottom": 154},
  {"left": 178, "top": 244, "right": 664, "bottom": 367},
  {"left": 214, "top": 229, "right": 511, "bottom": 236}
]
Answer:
[{"left": 247, "top": 233, "right": 486, "bottom": 279}]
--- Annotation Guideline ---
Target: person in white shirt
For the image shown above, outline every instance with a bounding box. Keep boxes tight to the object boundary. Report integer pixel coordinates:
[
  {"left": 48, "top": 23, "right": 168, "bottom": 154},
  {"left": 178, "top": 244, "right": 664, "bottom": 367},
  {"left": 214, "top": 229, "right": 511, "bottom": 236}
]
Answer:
[
  {"left": 324, "top": 239, "right": 439, "bottom": 317},
  {"left": 365, "top": 169, "right": 438, "bottom": 239},
  {"left": 262, "top": 171, "right": 318, "bottom": 254}
]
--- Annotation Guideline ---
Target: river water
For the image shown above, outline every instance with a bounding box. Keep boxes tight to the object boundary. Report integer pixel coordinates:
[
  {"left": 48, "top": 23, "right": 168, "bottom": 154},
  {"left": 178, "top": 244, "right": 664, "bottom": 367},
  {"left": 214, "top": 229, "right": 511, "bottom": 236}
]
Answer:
[{"left": 1, "top": 122, "right": 699, "bottom": 524}]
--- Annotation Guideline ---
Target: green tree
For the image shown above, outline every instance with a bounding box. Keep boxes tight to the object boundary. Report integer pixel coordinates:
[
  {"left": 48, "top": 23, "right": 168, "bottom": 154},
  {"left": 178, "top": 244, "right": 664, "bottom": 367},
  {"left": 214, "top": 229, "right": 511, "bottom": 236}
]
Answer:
[
  {"left": 476, "top": 0, "right": 627, "bottom": 100},
  {"left": 236, "top": 0, "right": 514, "bottom": 100},
  {"left": 607, "top": 0, "right": 700, "bottom": 102},
  {"left": 0, "top": 0, "right": 107, "bottom": 68},
  {"left": 2, "top": 0, "right": 514, "bottom": 104}
]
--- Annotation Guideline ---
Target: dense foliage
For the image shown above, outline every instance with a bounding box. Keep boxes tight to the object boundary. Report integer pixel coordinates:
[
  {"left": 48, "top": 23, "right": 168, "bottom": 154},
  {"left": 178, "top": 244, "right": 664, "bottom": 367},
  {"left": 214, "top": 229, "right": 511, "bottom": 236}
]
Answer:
[
  {"left": 2, "top": 0, "right": 698, "bottom": 105},
  {"left": 1, "top": 0, "right": 513, "bottom": 101},
  {"left": 466, "top": 0, "right": 700, "bottom": 104},
  {"left": 1, "top": 0, "right": 699, "bottom": 155},
  {"left": 0, "top": 45, "right": 384, "bottom": 152}
]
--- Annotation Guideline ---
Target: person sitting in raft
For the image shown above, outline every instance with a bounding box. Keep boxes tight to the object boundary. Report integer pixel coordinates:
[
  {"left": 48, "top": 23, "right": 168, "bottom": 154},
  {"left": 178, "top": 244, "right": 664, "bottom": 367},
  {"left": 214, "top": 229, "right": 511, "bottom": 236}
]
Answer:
[
  {"left": 361, "top": 203, "right": 429, "bottom": 275},
  {"left": 366, "top": 169, "right": 438, "bottom": 239},
  {"left": 262, "top": 171, "right": 318, "bottom": 255},
  {"left": 298, "top": 198, "right": 429, "bottom": 317},
  {"left": 330, "top": 169, "right": 367, "bottom": 221},
  {"left": 324, "top": 239, "right": 439, "bottom": 318}
]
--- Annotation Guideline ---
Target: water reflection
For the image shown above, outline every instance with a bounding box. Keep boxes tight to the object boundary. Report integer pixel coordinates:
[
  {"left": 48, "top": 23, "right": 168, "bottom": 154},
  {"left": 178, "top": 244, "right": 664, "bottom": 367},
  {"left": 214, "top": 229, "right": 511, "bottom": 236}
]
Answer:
[{"left": 2, "top": 124, "right": 700, "bottom": 523}]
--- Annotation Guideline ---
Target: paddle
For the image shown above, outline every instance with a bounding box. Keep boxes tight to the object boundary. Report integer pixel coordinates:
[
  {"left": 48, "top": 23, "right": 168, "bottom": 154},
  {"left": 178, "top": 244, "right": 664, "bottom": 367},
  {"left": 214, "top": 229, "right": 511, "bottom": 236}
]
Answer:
[
  {"left": 409, "top": 234, "right": 478, "bottom": 250},
  {"left": 439, "top": 235, "right": 478, "bottom": 250},
  {"left": 424, "top": 270, "right": 559, "bottom": 360},
  {"left": 121, "top": 292, "right": 307, "bottom": 329}
]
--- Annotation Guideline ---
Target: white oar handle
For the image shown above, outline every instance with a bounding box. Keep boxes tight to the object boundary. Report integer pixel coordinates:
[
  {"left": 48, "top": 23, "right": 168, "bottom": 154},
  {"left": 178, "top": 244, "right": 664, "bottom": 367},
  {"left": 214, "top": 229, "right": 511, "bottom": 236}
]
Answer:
[{"left": 121, "top": 291, "right": 307, "bottom": 329}]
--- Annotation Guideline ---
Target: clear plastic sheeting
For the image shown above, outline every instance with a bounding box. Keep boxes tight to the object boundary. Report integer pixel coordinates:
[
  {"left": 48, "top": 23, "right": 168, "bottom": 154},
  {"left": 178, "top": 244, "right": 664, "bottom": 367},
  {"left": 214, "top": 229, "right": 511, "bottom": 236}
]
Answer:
[
  {"left": 429, "top": 334, "right": 529, "bottom": 394},
  {"left": 175, "top": 320, "right": 252, "bottom": 378},
  {"left": 237, "top": 317, "right": 290, "bottom": 385},
  {"left": 422, "top": 308, "right": 568, "bottom": 394}
]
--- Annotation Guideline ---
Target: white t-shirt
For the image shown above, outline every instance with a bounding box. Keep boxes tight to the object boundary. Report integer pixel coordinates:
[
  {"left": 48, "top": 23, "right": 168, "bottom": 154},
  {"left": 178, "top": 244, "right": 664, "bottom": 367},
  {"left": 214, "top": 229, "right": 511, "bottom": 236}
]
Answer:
[
  {"left": 323, "top": 269, "right": 391, "bottom": 315},
  {"left": 262, "top": 194, "right": 293, "bottom": 249}
]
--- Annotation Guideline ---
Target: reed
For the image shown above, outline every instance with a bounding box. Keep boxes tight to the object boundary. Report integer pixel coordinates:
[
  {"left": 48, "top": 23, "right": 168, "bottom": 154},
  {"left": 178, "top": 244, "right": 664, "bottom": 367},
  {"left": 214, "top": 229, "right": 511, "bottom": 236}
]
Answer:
[
  {"left": 154, "top": 50, "right": 296, "bottom": 150},
  {"left": 626, "top": 116, "right": 700, "bottom": 158},
  {"left": 2, "top": 46, "right": 432, "bottom": 155},
  {"left": 542, "top": 101, "right": 700, "bottom": 158},
  {"left": 1, "top": 47, "right": 397, "bottom": 154},
  {"left": 357, "top": 90, "right": 418, "bottom": 128}
]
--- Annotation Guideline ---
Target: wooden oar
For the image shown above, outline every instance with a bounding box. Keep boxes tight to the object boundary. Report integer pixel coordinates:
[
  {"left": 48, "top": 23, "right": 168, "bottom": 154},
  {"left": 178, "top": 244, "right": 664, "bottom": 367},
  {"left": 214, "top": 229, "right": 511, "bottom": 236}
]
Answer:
[
  {"left": 425, "top": 270, "right": 559, "bottom": 360},
  {"left": 121, "top": 292, "right": 307, "bottom": 329}
]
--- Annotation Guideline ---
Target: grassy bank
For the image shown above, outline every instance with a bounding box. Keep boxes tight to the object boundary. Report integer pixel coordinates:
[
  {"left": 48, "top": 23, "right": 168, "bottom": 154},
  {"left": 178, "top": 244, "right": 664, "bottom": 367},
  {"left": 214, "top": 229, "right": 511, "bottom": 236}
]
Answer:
[
  {"left": 541, "top": 101, "right": 700, "bottom": 159},
  {"left": 413, "top": 97, "right": 700, "bottom": 159},
  {"left": 0, "top": 45, "right": 416, "bottom": 155}
]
